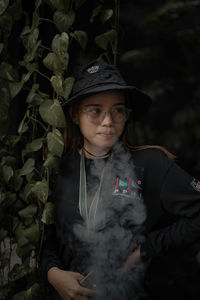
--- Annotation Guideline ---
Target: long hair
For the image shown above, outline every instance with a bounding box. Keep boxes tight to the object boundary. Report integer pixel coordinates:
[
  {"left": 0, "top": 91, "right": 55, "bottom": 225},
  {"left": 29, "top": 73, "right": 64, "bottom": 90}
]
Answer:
[{"left": 63, "top": 105, "right": 175, "bottom": 160}]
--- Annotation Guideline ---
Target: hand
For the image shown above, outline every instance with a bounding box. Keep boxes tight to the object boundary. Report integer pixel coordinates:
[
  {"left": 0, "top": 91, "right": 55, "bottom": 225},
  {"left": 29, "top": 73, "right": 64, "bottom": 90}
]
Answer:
[
  {"left": 121, "top": 245, "right": 142, "bottom": 273},
  {"left": 47, "top": 267, "right": 96, "bottom": 300}
]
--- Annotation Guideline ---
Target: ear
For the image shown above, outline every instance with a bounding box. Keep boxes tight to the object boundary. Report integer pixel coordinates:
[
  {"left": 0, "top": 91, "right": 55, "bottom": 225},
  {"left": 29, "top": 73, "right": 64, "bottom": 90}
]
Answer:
[{"left": 69, "top": 107, "right": 79, "bottom": 125}]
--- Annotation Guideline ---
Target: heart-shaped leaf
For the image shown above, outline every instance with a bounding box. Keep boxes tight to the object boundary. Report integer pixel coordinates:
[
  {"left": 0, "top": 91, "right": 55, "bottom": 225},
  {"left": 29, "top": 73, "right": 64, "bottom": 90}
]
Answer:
[{"left": 39, "top": 99, "right": 66, "bottom": 127}]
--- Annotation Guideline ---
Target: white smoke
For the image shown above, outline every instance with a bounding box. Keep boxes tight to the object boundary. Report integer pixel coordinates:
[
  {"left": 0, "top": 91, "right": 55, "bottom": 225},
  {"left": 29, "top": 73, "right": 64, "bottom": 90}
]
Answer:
[{"left": 73, "top": 142, "right": 147, "bottom": 300}]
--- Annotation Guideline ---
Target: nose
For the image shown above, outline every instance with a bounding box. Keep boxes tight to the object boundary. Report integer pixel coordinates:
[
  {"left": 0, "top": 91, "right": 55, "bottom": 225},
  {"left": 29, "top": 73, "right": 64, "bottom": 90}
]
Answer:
[{"left": 101, "top": 111, "right": 113, "bottom": 126}]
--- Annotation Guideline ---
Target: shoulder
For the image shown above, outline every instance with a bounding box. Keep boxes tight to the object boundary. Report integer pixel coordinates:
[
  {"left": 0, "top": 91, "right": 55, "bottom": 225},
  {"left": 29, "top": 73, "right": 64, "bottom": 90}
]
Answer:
[
  {"left": 129, "top": 148, "right": 174, "bottom": 180},
  {"left": 59, "top": 151, "right": 80, "bottom": 175},
  {"left": 131, "top": 147, "right": 172, "bottom": 166}
]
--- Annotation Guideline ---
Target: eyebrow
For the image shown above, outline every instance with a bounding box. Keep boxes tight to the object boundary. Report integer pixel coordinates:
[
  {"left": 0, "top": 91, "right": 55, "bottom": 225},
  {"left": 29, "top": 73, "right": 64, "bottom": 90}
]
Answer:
[{"left": 83, "top": 102, "right": 125, "bottom": 107}]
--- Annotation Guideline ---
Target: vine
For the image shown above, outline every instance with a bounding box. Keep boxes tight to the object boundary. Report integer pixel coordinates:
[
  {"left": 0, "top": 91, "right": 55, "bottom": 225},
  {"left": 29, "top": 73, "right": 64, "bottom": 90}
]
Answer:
[{"left": 0, "top": 0, "right": 119, "bottom": 298}]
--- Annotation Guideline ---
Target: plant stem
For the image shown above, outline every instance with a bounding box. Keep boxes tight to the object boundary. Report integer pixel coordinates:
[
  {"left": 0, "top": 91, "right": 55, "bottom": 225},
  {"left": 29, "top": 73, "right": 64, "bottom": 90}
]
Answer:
[
  {"left": 28, "top": 116, "right": 48, "bottom": 131},
  {"left": 39, "top": 18, "right": 54, "bottom": 24},
  {"left": 35, "top": 70, "right": 50, "bottom": 81}
]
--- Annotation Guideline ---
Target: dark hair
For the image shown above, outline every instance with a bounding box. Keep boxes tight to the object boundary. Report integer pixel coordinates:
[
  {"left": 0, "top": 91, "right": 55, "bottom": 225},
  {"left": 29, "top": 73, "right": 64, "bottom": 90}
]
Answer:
[{"left": 63, "top": 101, "right": 175, "bottom": 160}]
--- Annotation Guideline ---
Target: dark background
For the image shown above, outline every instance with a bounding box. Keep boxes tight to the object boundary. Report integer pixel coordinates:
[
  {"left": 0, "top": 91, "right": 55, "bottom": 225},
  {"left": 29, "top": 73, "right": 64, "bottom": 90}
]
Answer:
[
  {"left": 118, "top": 0, "right": 200, "bottom": 178},
  {"left": 1, "top": 0, "right": 200, "bottom": 299},
  {"left": 117, "top": 2, "right": 200, "bottom": 299}
]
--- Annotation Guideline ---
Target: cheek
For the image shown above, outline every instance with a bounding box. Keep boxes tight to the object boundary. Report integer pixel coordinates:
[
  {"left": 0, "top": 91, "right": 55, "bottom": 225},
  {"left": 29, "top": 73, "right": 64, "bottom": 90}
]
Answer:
[{"left": 78, "top": 116, "right": 95, "bottom": 136}]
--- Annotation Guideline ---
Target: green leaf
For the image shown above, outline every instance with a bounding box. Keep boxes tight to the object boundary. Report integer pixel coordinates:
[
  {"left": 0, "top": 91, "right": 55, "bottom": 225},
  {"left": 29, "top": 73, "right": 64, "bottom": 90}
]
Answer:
[
  {"left": 0, "top": 88, "right": 10, "bottom": 122},
  {"left": 24, "top": 223, "right": 40, "bottom": 244},
  {"left": 52, "top": 32, "right": 69, "bottom": 55},
  {"left": 13, "top": 283, "right": 41, "bottom": 300},
  {"left": 24, "top": 40, "right": 41, "bottom": 63},
  {"left": 13, "top": 174, "right": 23, "bottom": 192},
  {"left": 18, "top": 120, "right": 29, "bottom": 134},
  {"left": 8, "top": 73, "right": 31, "bottom": 99},
  {"left": 2, "top": 165, "right": 13, "bottom": 183},
  {"left": 43, "top": 153, "right": 60, "bottom": 169},
  {"left": 47, "top": 128, "right": 64, "bottom": 157},
  {"left": 53, "top": 9, "right": 75, "bottom": 32},
  {"left": 62, "top": 76, "right": 74, "bottom": 99},
  {"left": 15, "top": 223, "right": 29, "bottom": 247},
  {"left": 0, "top": 0, "right": 9, "bottom": 16},
  {"left": 18, "top": 204, "right": 37, "bottom": 220},
  {"left": 20, "top": 25, "right": 31, "bottom": 38},
  {"left": 19, "top": 158, "right": 35, "bottom": 176},
  {"left": 16, "top": 244, "right": 33, "bottom": 259},
  {"left": 48, "top": 0, "right": 65, "bottom": 10},
  {"left": 70, "top": 30, "right": 88, "bottom": 50},
  {"left": 95, "top": 29, "right": 117, "bottom": 51},
  {"left": 8, "top": 81, "right": 23, "bottom": 99},
  {"left": 90, "top": 5, "right": 102, "bottom": 23},
  {"left": 32, "top": 10, "right": 40, "bottom": 28},
  {"left": 23, "top": 138, "right": 43, "bottom": 155},
  {"left": 51, "top": 74, "right": 63, "bottom": 95},
  {"left": 0, "top": 193, "right": 6, "bottom": 204},
  {"left": 41, "top": 202, "right": 55, "bottom": 224},
  {"left": 100, "top": 9, "right": 113, "bottom": 24},
  {"left": 9, "top": 263, "right": 30, "bottom": 282},
  {"left": 39, "top": 99, "right": 66, "bottom": 127},
  {"left": 0, "top": 14, "right": 12, "bottom": 44},
  {"left": 26, "top": 83, "right": 44, "bottom": 105},
  {"left": 20, "top": 183, "right": 35, "bottom": 202},
  {"left": 26, "top": 171, "right": 34, "bottom": 183},
  {"left": 26, "top": 83, "right": 39, "bottom": 103},
  {"left": 51, "top": 75, "right": 74, "bottom": 99},
  {"left": 43, "top": 52, "right": 69, "bottom": 73},
  {"left": 21, "top": 28, "right": 39, "bottom": 51},
  {"left": 25, "top": 62, "right": 39, "bottom": 74},
  {"left": 5, "top": 135, "right": 20, "bottom": 147},
  {"left": 0, "top": 62, "right": 19, "bottom": 81},
  {"left": 1, "top": 155, "right": 16, "bottom": 167},
  {"left": 31, "top": 179, "right": 49, "bottom": 204}
]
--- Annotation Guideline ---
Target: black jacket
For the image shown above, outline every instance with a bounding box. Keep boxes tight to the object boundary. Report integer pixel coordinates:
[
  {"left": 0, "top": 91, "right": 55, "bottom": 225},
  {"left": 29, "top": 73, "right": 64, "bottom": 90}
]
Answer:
[{"left": 40, "top": 148, "right": 200, "bottom": 298}]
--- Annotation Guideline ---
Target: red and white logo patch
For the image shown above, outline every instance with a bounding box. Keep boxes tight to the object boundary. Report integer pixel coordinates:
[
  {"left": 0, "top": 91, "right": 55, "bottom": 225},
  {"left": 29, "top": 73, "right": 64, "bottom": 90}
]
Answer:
[{"left": 191, "top": 178, "right": 200, "bottom": 192}]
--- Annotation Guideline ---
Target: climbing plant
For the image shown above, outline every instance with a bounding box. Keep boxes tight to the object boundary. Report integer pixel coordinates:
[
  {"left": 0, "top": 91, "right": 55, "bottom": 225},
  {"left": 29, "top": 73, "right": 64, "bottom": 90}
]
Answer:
[{"left": 0, "top": 0, "right": 119, "bottom": 298}]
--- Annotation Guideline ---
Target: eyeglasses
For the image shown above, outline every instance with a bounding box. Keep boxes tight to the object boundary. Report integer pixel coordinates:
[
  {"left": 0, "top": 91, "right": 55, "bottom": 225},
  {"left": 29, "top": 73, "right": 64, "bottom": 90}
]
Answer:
[{"left": 80, "top": 106, "right": 132, "bottom": 125}]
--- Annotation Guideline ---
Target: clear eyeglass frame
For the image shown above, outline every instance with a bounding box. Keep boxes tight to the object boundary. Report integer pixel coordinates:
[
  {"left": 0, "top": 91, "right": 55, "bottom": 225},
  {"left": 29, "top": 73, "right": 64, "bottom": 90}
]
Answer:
[{"left": 80, "top": 107, "right": 132, "bottom": 124}]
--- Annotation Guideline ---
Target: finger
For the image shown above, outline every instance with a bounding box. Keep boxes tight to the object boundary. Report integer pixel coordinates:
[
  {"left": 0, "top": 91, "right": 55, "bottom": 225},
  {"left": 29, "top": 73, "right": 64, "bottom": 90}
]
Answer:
[
  {"left": 73, "top": 272, "right": 84, "bottom": 281},
  {"left": 79, "top": 286, "right": 96, "bottom": 297}
]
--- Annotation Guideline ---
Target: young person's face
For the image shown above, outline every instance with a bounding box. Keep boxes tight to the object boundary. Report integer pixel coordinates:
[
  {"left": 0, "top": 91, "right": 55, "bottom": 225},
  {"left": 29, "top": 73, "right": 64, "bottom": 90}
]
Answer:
[{"left": 72, "top": 90, "right": 127, "bottom": 155}]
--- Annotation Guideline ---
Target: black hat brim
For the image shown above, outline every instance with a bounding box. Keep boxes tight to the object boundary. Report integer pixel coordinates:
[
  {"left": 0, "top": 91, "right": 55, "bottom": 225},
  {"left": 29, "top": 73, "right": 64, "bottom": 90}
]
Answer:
[{"left": 62, "top": 83, "right": 152, "bottom": 121}]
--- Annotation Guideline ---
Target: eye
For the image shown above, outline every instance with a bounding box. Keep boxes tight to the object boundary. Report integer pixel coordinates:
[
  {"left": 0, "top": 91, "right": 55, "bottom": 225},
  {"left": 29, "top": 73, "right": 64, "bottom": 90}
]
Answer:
[
  {"left": 88, "top": 107, "right": 101, "bottom": 114},
  {"left": 112, "top": 107, "right": 125, "bottom": 114}
]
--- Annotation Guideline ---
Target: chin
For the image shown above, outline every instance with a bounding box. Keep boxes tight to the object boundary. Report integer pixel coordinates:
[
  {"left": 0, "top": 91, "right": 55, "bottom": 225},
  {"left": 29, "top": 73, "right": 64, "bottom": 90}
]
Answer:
[{"left": 96, "top": 140, "right": 116, "bottom": 150}]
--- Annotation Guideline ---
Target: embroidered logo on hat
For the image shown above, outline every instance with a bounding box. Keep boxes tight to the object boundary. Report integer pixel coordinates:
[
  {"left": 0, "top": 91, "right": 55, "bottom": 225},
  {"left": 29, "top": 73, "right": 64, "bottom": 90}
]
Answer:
[
  {"left": 87, "top": 65, "right": 99, "bottom": 74},
  {"left": 191, "top": 178, "right": 200, "bottom": 192}
]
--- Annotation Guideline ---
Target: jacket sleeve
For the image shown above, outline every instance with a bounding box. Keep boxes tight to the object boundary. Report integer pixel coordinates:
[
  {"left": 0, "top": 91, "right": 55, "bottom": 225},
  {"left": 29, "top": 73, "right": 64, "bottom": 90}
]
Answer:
[
  {"left": 141, "top": 156, "right": 200, "bottom": 261},
  {"left": 39, "top": 223, "right": 65, "bottom": 285}
]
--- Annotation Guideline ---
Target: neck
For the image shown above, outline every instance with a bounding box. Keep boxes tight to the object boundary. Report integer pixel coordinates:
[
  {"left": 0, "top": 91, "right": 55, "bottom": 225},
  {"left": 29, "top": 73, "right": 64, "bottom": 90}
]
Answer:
[{"left": 82, "top": 147, "right": 111, "bottom": 159}]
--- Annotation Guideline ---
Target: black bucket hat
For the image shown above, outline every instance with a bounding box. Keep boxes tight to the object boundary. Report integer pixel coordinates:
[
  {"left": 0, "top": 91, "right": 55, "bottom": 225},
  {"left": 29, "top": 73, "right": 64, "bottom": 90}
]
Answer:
[{"left": 62, "top": 60, "right": 152, "bottom": 120}]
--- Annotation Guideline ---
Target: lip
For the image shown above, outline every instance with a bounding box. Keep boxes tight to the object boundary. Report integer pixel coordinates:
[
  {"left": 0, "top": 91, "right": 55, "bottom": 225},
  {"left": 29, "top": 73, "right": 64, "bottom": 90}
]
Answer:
[
  {"left": 97, "top": 131, "right": 114, "bottom": 135},
  {"left": 97, "top": 132, "right": 114, "bottom": 138}
]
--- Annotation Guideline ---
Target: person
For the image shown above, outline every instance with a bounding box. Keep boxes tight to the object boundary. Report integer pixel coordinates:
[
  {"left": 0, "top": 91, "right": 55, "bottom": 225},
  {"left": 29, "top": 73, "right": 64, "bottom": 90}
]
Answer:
[{"left": 39, "top": 60, "right": 200, "bottom": 300}]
